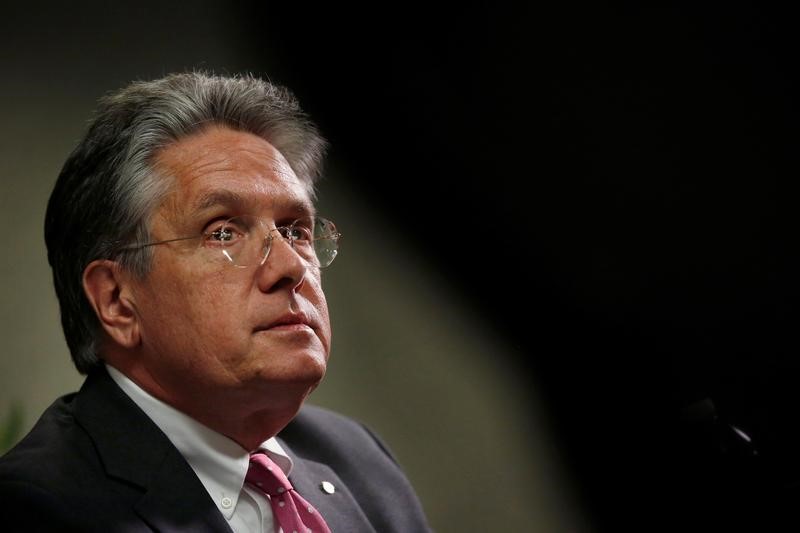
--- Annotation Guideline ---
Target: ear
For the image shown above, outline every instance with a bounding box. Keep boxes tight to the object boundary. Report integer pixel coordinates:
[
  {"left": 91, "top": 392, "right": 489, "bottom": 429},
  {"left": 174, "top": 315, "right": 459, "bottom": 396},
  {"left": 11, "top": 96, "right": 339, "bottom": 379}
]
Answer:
[{"left": 82, "top": 260, "right": 140, "bottom": 350}]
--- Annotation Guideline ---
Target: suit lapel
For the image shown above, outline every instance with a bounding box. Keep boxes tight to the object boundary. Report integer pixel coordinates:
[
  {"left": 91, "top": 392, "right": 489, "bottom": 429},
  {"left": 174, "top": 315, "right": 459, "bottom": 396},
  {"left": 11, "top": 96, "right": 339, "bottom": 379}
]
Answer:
[
  {"left": 278, "top": 438, "right": 377, "bottom": 533},
  {"left": 134, "top": 447, "right": 233, "bottom": 533},
  {"left": 74, "top": 369, "right": 232, "bottom": 532},
  {"left": 73, "top": 369, "right": 376, "bottom": 532}
]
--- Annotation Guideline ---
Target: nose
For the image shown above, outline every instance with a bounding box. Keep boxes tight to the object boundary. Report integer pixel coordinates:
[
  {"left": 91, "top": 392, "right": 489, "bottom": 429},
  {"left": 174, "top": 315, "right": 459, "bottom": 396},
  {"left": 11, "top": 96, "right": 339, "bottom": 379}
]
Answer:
[{"left": 255, "top": 232, "right": 309, "bottom": 293}]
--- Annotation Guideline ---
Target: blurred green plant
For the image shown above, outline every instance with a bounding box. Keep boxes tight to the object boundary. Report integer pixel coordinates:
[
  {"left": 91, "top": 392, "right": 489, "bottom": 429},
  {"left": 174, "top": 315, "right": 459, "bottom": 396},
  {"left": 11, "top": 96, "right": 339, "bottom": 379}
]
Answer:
[{"left": 0, "top": 403, "right": 24, "bottom": 455}]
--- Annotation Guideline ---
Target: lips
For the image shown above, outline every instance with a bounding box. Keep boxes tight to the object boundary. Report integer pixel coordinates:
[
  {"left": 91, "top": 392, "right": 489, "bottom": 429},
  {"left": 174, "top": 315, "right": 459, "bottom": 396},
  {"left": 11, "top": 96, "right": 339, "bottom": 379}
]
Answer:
[{"left": 257, "top": 312, "right": 315, "bottom": 332}]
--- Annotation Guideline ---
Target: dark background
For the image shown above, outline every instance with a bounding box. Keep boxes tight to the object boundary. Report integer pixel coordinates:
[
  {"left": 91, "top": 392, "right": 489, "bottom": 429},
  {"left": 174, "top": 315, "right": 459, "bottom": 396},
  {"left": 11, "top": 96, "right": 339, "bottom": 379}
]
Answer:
[
  {"left": 254, "top": 2, "right": 798, "bottom": 531},
  {"left": 3, "top": 1, "right": 797, "bottom": 530}
]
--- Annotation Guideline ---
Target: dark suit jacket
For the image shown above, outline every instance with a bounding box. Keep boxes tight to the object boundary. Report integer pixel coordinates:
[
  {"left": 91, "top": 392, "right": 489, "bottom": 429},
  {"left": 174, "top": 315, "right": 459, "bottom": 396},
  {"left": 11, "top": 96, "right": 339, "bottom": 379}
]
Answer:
[{"left": 0, "top": 368, "right": 432, "bottom": 532}]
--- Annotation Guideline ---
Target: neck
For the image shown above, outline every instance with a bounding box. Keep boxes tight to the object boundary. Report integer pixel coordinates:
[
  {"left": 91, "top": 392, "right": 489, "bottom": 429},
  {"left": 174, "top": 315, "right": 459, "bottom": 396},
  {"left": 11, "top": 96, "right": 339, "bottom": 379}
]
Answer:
[
  {"left": 105, "top": 358, "right": 313, "bottom": 451},
  {"left": 182, "top": 392, "right": 307, "bottom": 451}
]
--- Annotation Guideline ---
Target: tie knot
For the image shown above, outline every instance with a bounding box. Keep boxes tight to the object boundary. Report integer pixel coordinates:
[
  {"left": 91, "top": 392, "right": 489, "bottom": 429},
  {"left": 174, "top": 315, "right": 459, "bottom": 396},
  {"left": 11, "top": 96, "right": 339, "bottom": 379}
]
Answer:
[
  {"left": 246, "top": 452, "right": 293, "bottom": 497},
  {"left": 244, "top": 452, "right": 332, "bottom": 533}
]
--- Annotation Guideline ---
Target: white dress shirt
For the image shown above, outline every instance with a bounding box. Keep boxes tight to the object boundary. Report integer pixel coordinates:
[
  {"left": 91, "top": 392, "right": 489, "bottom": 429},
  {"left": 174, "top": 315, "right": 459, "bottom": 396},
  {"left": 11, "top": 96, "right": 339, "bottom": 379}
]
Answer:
[{"left": 107, "top": 365, "right": 292, "bottom": 533}]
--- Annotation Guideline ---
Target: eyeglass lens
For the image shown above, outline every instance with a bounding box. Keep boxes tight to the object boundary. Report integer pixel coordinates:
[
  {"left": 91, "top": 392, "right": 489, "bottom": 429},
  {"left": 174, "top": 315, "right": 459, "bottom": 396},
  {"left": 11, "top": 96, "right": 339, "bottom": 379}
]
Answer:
[{"left": 207, "top": 215, "right": 339, "bottom": 268}]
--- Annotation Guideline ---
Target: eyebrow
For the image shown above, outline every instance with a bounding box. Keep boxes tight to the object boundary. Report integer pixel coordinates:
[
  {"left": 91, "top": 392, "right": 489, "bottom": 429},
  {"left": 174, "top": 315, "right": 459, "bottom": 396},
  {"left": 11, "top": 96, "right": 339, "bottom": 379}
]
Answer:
[
  {"left": 195, "top": 190, "right": 248, "bottom": 212},
  {"left": 192, "top": 189, "right": 316, "bottom": 217}
]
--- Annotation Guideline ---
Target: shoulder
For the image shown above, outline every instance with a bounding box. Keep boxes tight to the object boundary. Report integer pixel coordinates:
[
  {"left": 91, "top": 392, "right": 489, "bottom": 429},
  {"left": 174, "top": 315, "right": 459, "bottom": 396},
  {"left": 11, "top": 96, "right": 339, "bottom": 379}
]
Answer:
[
  {"left": 0, "top": 392, "right": 97, "bottom": 483},
  {"left": 0, "top": 393, "right": 88, "bottom": 483},
  {"left": 0, "top": 395, "right": 103, "bottom": 531},
  {"left": 283, "top": 404, "right": 398, "bottom": 459},
  {"left": 281, "top": 403, "right": 411, "bottom": 477}
]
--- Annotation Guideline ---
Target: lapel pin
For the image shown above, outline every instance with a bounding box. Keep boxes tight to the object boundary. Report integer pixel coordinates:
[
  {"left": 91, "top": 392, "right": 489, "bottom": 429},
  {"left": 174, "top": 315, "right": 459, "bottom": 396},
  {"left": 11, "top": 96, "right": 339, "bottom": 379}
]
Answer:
[{"left": 320, "top": 481, "right": 336, "bottom": 494}]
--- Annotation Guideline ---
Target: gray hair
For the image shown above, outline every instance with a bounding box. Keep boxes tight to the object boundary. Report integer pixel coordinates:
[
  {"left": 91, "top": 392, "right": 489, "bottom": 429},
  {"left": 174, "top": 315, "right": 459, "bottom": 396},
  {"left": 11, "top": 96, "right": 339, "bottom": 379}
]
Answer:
[{"left": 45, "top": 71, "right": 328, "bottom": 374}]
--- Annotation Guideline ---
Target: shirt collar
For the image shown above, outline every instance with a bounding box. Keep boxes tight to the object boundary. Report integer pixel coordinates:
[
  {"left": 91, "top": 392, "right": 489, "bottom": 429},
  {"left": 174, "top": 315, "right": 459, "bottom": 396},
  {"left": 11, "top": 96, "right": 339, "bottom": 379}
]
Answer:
[{"left": 106, "top": 364, "right": 293, "bottom": 519}]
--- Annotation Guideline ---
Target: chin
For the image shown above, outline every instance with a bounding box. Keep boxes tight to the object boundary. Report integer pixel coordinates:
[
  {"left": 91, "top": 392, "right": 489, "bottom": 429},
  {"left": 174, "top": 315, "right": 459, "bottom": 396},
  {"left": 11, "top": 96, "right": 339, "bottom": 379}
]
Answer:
[
  {"left": 292, "top": 357, "right": 327, "bottom": 385},
  {"left": 257, "top": 351, "right": 327, "bottom": 384}
]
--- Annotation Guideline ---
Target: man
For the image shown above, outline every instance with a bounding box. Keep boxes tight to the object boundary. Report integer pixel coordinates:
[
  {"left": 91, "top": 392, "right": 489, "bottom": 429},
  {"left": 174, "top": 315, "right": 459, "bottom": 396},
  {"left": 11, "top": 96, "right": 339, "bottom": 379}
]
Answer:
[{"left": 0, "top": 72, "right": 432, "bottom": 532}]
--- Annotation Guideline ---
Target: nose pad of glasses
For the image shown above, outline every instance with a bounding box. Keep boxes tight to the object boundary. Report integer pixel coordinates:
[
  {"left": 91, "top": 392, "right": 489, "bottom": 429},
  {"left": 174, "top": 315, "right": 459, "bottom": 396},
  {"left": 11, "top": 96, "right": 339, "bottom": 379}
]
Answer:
[{"left": 258, "top": 234, "right": 273, "bottom": 266}]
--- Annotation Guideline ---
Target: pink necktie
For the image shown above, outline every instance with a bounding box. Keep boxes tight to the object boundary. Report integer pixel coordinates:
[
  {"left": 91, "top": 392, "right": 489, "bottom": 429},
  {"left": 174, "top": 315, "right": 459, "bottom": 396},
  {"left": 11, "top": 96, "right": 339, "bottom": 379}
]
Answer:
[{"left": 245, "top": 452, "right": 332, "bottom": 533}]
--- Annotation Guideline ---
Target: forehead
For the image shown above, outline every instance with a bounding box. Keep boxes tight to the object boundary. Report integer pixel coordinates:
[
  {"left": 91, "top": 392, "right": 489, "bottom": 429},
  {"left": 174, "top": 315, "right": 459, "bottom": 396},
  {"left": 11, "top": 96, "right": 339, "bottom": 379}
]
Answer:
[{"left": 154, "top": 125, "right": 313, "bottom": 218}]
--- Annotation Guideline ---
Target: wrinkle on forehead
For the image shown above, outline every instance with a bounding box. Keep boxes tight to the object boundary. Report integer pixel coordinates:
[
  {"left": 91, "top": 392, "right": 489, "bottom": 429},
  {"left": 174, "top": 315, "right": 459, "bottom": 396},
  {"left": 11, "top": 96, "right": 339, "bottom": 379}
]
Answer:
[
  {"left": 155, "top": 126, "right": 295, "bottom": 183},
  {"left": 163, "top": 149, "right": 293, "bottom": 184},
  {"left": 151, "top": 125, "right": 314, "bottom": 229}
]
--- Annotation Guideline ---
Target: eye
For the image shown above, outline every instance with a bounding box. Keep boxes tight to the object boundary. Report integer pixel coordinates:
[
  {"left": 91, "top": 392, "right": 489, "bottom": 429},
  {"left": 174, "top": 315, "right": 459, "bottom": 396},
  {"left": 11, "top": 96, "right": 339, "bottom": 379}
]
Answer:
[
  {"left": 204, "top": 217, "right": 250, "bottom": 245},
  {"left": 289, "top": 226, "right": 312, "bottom": 242},
  {"left": 210, "top": 227, "right": 234, "bottom": 242},
  {"left": 279, "top": 221, "right": 312, "bottom": 243}
]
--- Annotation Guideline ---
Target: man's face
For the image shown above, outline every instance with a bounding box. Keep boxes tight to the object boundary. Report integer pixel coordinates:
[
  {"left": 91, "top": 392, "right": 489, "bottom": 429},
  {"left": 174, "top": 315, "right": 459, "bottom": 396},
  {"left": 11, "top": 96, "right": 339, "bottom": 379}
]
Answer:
[{"left": 126, "top": 125, "right": 331, "bottom": 419}]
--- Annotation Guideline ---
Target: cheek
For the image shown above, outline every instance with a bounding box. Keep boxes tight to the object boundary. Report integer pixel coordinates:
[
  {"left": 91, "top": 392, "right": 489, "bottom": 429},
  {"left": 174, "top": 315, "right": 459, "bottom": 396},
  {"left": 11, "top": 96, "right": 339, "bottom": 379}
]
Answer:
[
  {"left": 181, "top": 265, "right": 253, "bottom": 310},
  {"left": 139, "top": 270, "right": 240, "bottom": 341},
  {"left": 306, "top": 277, "right": 332, "bottom": 349}
]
